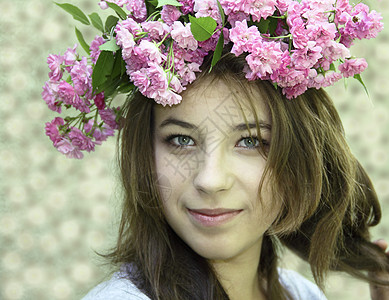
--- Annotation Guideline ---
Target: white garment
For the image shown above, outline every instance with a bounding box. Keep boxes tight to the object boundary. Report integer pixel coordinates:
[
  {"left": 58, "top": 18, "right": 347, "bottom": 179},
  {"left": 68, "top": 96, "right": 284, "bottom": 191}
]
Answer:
[{"left": 82, "top": 268, "right": 327, "bottom": 300}]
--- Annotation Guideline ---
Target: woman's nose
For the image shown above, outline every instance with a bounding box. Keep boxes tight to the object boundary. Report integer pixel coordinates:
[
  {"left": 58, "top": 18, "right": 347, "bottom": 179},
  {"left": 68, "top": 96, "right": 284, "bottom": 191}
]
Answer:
[{"left": 193, "top": 148, "right": 234, "bottom": 195}]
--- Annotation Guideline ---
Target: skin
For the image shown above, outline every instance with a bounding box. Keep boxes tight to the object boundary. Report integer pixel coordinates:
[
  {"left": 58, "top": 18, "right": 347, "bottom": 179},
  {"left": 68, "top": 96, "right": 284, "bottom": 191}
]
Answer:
[
  {"left": 153, "top": 78, "right": 280, "bottom": 300},
  {"left": 152, "top": 76, "right": 389, "bottom": 299}
]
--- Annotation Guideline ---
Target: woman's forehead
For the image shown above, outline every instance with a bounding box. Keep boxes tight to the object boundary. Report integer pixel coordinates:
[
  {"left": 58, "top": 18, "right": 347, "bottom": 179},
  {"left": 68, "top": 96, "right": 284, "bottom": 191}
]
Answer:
[{"left": 154, "top": 78, "right": 271, "bottom": 129}]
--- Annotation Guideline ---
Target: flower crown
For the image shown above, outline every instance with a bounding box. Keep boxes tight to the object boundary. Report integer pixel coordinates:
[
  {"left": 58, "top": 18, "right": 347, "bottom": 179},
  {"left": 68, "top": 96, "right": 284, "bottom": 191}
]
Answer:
[{"left": 43, "top": 0, "right": 383, "bottom": 159}]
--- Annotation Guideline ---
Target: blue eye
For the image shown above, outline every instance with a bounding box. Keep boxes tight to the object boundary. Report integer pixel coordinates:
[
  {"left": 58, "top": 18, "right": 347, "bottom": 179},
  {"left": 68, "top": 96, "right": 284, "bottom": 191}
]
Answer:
[
  {"left": 169, "top": 135, "right": 195, "bottom": 147},
  {"left": 236, "top": 136, "right": 260, "bottom": 148}
]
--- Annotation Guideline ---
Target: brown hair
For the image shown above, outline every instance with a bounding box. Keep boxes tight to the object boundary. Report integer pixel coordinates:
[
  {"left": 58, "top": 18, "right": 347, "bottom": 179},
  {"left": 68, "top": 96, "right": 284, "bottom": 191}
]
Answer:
[{"left": 106, "top": 53, "right": 389, "bottom": 299}]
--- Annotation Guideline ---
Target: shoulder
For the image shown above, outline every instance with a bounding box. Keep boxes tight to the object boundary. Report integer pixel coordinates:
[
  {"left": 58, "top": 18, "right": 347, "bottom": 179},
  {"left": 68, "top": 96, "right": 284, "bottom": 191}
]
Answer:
[
  {"left": 278, "top": 268, "right": 327, "bottom": 300},
  {"left": 81, "top": 271, "right": 151, "bottom": 300}
]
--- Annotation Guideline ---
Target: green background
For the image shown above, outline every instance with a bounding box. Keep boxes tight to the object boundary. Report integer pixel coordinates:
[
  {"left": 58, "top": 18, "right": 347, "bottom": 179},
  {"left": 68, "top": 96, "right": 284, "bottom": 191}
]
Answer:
[{"left": 0, "top": 0, "right": 388, "bottom": 299}]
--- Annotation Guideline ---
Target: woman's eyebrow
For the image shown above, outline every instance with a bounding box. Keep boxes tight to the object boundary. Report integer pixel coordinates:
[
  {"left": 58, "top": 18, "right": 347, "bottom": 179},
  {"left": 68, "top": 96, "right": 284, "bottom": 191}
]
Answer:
[
  {"left": 159, "top": 117, "right": 271, "bottom": 131},
  {"left": 159, "top": 117, "right": 197, "bottom": 129},
  {"left": 233, "top": 122, "right": 271, "bottom": 131}
]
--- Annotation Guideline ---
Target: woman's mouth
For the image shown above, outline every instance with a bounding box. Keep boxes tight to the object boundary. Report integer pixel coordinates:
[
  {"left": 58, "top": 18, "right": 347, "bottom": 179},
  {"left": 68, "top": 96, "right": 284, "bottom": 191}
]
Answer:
[{"left": 187, "top": 208, "right": 243, "bottom": 227}]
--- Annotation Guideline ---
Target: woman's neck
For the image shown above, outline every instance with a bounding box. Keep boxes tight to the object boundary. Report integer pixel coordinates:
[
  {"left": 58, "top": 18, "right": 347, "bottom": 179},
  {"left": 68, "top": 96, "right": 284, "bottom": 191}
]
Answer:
[{"left": 210, "top": 237, "right": 267, "bottom": 300}]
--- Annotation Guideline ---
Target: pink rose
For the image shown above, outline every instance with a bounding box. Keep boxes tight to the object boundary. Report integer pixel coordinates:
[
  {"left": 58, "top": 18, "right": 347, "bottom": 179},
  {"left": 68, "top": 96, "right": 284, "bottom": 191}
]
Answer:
[
  {"left": 171, "top": 21, "right": 198, "bottom": 51},
  {"left": 338, "top": 58, "right": 368, "bottom": 78}
]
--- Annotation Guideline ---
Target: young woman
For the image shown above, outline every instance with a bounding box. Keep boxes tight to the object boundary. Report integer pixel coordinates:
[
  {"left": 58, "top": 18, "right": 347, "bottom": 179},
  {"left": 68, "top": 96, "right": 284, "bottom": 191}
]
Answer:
[
  {"left": 80, "top": 53, "right": 389, "bottom": 299},
  {"left": 42, "top": 0, "right": 389, "bottom": 299}
]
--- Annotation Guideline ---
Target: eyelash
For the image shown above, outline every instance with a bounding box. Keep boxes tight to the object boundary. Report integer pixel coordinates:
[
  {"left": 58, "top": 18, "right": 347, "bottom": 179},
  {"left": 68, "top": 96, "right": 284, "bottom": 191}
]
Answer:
[{"left": 164, "top": 133, "right": 269, "bottom": 149}]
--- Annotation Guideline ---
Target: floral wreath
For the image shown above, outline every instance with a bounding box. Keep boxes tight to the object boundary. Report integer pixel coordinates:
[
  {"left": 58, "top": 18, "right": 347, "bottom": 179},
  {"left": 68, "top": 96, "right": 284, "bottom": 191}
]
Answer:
[{"left": 43, "top": 0, "right": 383, "bottom": 159}]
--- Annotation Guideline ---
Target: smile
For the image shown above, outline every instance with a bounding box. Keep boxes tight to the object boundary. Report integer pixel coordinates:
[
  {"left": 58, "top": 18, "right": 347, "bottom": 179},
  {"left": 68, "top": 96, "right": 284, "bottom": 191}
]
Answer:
[{"left": 187, "top": 208, "right": 243, "bottom": 227}]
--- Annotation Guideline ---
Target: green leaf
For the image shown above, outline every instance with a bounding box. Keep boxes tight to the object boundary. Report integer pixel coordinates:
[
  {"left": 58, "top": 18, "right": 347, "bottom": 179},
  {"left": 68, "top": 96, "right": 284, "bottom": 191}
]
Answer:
[
  {"left": 256, "top": 19, "right": 270, "bottom": 34},
  {"left": 111, "top": 51, "right": 124, "bottom": 78},
  {"left": 75, "top": 27, "right": 90, "bottom": 55},
  {"left": 92, "top": 51, "right": 115, "bottom": 91},
  {"left": 156, "top": 0, "right": 183, "bottom": 8},
  {"left": 101, "top": 76, "right": 122, "bottom": 98},
  {"left": 148, "top": 0, "right": 158, "bottom": 6},
  {"left": 54, "top": 2, "right": 90, "bottom": 25},
  {"left": 99, "top": 38, "right": 120, "bottom": 52},
  {"left": 89, "top": 13, "right": 104, "bottom": 32},
  {"left": 211, "top": 31, "right": 224, "bottom": 70},
  {"left": 353, "top": 73, "right": 370, "bottom": 97},
  {"left": 105, "top": 15, "right": 120, "bottom": 33},
  {"left": 189, "top": 15, "right": 217, "bottom": 42},
  {"left": 120, "top": 57, "right": 127, "bottom": 76},
  {"left": 268, "top": 17, "right": 278, "bottom": 35},
  {"left": 216, "top": 0, "right": 225, "bottom": 25},
  {"left": 107, "top": 3, "right": 128, "bottom": 20},
  {"left": 118, "top": 81, "right": 134, "bottom": 94},
  {"left": 146, "top": 0, "right": 158, "bottom": 15}
]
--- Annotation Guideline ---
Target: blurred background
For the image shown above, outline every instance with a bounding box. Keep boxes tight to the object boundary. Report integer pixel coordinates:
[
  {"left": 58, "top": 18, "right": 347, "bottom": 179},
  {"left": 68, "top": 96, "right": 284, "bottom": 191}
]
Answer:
[{"left": 0, "top": 0, "right": 388, "bottom": 299}]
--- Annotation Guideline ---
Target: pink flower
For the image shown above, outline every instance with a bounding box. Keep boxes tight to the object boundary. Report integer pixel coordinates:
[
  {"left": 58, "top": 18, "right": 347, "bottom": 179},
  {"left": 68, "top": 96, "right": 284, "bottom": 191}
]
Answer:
[
  {"left": 94, "top": 92, "right": 106, "bottom": 110},
  {"left": 181, "top": 47, "right": 208, "bottom": 65},
  {"left": 335, "top": 0, "right": 352, "bottom": 18},
  {"left": 338, "top": 58, "right": 368, "bottom": 78},
  {"left": 70, "top": 57, "right": 93, "bottom": 96},
  {"left": 57, "top": 81, "right": 90, "bottom": 113},
  {"left": 229, "top": 20, "right": 262, "bottom": 56},
  {"left": 63, "top": 44, "right": 78, "bottom": 68},
  {"left": 169, "top": 74, "right": 184, "bottom": 94},
  {"left": 301, "top": 0, "right": 335, "bottom": 13},
  {"left": 276, "top": 0, "right": 293, "bottom": 15},
  {"left": 338, "top": 3, "right": 383, "bottom": 42},
  {"left": 309, "top": 71, "right": 342, "bottom": 89},
  {"left": 47, "top": 54, "right": 64, "bottom": 81},
  {"left": 273, "top": 68, "right": 308, "bottom": 90},
  {"left": 57, "top": 81, "right": 76, "bottom": 105},
  {"left": 247, "top": 0, "right": 277, "bottom": 22},
  {"left": 116, "top": 22, "right": 136, "bottom": 61},
  {"left": 42, "top": 81, "right": 61, "bottom": 113},
  {"left": 45, "top": 117, "right": 65, "bottom": 145},
  {"left": 198, "top": 28, "right": 222, "bottom": 52},
  {"left": 161, "top": 5, "right": 182, "bottom": 25},
  {"left": 226, "top": 11, "right": 249, "bottom": 27},
  {"left": 245, "top": 41, "right": 284, "bottom": 79},
  {"left": 155, "top": 89, "right": 182, "bottom": 106},
  {"left": 171, "top": 21, "right": 198, "bottom": 51},
  {"left": 145, "top": 63, "right": 169, "bottom": 98},
  {"left": 55, "top": 138, "right": 84, "bottom": 159},
  {"left": 84, "top": 120, "right": 115, "bottom": 143},
  {"left": 116, "top": 18, "right": 142, "bottom": 36},
  {"left": 291, "top": 41, "right": 322, "bottom": 69},
  {"left": 177, "top": 62, "right": 201, "bottom": 85},
  {"left": 142, "top": 21, "right": 170, "bottom": 40},
  {"left": 138, "top": 40, "right": 165, "bottom": 64},
  {"left": 289, "top": 17, "right": 309, "bottom": 49},
  {"left": 282, "top": 83, "right": 308, "bottom": 99},
  {"left": 126, "top": 0, "right": 147, "bottom": 21},
  {"left": 219, "top": 0, "right": 244, "bottom": 15},
  {"left": 130, "top": 68, "right": 150, "bottom": 93},
  {"left": 68, "top": 127, "right": 95, "bottom": 152},
  {"left": 319, "top": 40, "right": 350, "bottom": 69},
  {"left": 194, "top": 0, "right": 222, "bottom": 24},
  {"left": 99, "top": 1, "right": 147, "bottom": 21},
  {"left": 99, "top": 108, "right": 119, "bottom": 129},
  {"left": 90, "top": 36, "right": 106, "bottom": 64},
  {"left": 178, "top": 0, "right": 195, "bottom": 14},
  {"left": 99, "top": 1, "right": 109, "bottom": 9},
  {"left": 306, "top": 22, "right": 337, "bottom": 47}
]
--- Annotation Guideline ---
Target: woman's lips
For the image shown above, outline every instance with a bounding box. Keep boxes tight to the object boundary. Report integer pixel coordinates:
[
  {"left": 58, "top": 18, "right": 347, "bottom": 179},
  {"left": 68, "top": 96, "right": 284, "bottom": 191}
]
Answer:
[{"left": 188, "top": 208, "right": 242, "bottom": 227}]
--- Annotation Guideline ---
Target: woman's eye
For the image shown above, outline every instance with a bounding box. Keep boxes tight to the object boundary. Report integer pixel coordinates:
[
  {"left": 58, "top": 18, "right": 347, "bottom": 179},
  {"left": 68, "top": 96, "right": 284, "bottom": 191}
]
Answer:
[
  {"left": 170, "top": 135, "right": 195, "bottom": 147},
  {"left": 236, "top": 136, "right": 260, "bottom": 148}
]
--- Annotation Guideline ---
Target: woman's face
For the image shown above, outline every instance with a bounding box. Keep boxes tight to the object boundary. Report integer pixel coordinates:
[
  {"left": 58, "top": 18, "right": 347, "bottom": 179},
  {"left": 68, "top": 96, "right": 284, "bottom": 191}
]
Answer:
[{"left": 153, "top": 78, "right": 281, "bottom": 262}]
